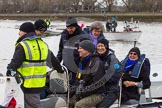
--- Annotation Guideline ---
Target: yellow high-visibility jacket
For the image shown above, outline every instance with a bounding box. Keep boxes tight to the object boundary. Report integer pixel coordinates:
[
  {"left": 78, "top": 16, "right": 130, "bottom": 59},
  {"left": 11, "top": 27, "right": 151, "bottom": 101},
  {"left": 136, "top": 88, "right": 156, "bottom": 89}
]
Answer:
[{"left": 17, "top": 37, "right": 48, "bottom": 88}]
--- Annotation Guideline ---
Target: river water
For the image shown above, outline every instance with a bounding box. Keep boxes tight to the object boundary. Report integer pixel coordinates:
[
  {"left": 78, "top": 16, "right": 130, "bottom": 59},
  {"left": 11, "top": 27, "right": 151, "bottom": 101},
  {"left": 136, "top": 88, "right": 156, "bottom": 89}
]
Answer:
[{"left": 0, "top": 20, "right": 162, "bottom": 75}]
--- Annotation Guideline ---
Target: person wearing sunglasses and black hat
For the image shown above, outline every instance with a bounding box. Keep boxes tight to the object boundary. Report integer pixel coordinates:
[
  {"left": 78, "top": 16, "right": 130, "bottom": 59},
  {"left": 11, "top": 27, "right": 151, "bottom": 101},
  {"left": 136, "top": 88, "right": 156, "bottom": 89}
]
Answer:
[{"left": 121, "top": 47, "right": 151, "bottom": 105}]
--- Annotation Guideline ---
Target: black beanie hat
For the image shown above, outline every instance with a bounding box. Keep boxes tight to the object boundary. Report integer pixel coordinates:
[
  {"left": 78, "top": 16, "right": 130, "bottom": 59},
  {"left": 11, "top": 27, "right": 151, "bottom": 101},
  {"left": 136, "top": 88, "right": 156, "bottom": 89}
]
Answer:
[
  {"left": 129, "top": 47, "right": 141, "bottom": 58},
  {"left": 97, "top": 39, "right": 109, "bottom": 50},
  {"left": 34, "top": 19, "right": 47, "bottom": 31},
  {"left": 79, "top": 40, "right": 95, "bottom": 53},
  {"left": 19, "top": 22, "right": 35, "bottom": 33},
  {"left": 66, "top": 17, "right": 79, "bottom": 27}
]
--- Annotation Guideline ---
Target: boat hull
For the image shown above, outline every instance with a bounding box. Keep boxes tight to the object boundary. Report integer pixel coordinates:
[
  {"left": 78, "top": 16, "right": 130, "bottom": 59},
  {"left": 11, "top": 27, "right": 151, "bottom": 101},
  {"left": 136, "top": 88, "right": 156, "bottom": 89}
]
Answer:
[
  {"left": 44, "top": 30, "right": 61, "bottom": 37},
  {"left": 103, "top": 31, "right": 142, "bottom": 41},
  {"left": 1, "top": 64, "right": 162, "bottom": 108},
  {"left": 145, "top": 64, "right": 162, "bottom": 98}
]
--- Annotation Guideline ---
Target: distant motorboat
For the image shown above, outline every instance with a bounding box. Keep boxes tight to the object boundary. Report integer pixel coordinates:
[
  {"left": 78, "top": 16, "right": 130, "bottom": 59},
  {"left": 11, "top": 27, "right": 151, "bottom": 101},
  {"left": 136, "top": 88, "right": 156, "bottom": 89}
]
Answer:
[
  {"left": 44, "top": 27, "right": 64, "bottom": 37},
  {"left": 103, "top": 30, "right": 142, "bottom": 41},
  {"left": 104, "top": 18, "right": 142, "bottom": 41},
  {"left": 15, "top": 24, "right": 64, "bottom": 37},
  {"left": 44, "top": 29, "right": 61, "bottom": 37}
]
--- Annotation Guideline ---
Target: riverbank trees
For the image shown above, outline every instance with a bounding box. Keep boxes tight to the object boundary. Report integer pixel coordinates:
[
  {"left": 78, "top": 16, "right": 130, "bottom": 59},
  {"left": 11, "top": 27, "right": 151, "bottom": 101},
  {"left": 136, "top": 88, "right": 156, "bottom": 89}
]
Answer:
[{"left": 0, "top": 0, "right": 162, "bottom": 13}]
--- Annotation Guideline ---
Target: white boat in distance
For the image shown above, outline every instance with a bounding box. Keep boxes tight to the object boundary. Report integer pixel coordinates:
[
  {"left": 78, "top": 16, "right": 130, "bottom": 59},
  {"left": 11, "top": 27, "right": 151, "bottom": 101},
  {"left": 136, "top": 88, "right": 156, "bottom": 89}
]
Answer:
[
  {"left": 103, "top": 31, "right": 142, "bottom": 41},
  {"left": 104, "top": 18, "right": 142, "bottom": 41}
]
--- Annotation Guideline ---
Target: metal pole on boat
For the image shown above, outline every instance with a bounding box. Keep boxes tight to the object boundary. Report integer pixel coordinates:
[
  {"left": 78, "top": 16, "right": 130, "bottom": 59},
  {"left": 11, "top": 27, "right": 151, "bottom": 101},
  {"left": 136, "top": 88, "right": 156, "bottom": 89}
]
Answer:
[
  {"left": 134, "top": 41, "right": 137, "bottom": 47},
  {"left": 118, "top": 78, "right": 122, "bottom": 107},
  {"left": 137, "top": 20, "right": 140, "bottom": 30},
  {"left": 62, "top": 65, "right": 70, "bottom": 107}
]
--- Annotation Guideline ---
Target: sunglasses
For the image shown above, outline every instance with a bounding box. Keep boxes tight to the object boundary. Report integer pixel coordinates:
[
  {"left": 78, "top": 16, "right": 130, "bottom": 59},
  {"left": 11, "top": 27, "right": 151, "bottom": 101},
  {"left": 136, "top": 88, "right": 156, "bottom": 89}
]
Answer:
[{"left": 129, "top": 52, "right": 137, "bottom": 55}]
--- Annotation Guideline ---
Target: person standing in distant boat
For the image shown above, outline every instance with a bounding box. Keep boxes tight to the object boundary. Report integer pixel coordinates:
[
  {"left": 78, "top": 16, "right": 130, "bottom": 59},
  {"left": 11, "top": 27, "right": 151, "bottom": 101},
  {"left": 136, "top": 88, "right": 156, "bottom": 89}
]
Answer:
[
  {"left": 106, "top": 18, "right": 112, "bottom": 32},
  {"left": 106, "top": 16, "right": 117, "bottom": 32},
  {"left": 111, "top": 16, "right": 117, "bottom": 32}
]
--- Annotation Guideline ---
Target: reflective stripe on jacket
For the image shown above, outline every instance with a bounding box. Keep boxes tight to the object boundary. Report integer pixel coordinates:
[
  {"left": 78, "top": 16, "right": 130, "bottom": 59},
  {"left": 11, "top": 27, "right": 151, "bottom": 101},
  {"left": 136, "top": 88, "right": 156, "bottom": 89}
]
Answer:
[{"left": 17, "top": 38, "right": 48, "bottom": 88}]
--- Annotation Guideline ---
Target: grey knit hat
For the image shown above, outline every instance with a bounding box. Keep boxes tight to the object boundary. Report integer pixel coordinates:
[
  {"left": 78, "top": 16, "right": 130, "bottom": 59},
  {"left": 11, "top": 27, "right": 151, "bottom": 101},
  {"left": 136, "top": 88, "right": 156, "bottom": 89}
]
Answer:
[
  {"left": 66, "top": 17, "right": 79, "bottom": 27},
  {"left": 79, "top": 40, "right": 95, "bottom": 53}
]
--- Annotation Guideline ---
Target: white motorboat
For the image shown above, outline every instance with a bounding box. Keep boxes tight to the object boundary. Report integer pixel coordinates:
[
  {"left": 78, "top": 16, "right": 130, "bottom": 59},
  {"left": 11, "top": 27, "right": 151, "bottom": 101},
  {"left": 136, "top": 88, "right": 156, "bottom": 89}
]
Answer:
[
  {"left": 104, "top": 18, "right": 142, "bottom": 41},
  {"left": 103, "top": 31, "right": 142, "bottom": 41},
  {"left": 145, "top": 64, "right": 162, "bottom": 99},
  {"left": 0, "top": 68, "right": 69, "bottom": 108},
  {"left": 44, "top": 29, "right": 61, "bottom": 37},
  {"left": 1, "top": 64, "right": 162, "bottom": 108},
  {"left": 43, "top": 26, "right": 64, "bottom": 37}
]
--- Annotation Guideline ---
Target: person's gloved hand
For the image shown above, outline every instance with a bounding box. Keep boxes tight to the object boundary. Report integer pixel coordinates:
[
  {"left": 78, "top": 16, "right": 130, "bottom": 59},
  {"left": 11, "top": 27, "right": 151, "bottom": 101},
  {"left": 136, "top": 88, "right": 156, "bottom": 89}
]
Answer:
[
  {"left": 57, "top": 66, "right": 65, "bottom": 73},
  {"left": 58, "top": 66, "right": 66, "bottom": 73},
  {"left": 58, "top": 70, "right": 64, "bottom": 73},
  {"left": 6, "top": 69, "right": 16, "bottom": 76},
  {"left": 6, "top": 69, "right": 12, "bottom": 76}
]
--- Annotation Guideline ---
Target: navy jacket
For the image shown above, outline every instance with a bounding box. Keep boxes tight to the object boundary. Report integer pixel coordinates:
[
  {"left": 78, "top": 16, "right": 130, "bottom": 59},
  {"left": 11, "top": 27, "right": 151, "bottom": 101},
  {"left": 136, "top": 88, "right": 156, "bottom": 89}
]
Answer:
[
  {"left": 98, "top": 50, "right": 122, "bottom": 93},
  {"left": 121, "top": 55, "right": 151, "bottom": 102},
  {"left": 57, "top": 27, "right": 85, "bottom": 62},
  {"left": 74, "top": 55, "right": 105, "bottom": 98}
]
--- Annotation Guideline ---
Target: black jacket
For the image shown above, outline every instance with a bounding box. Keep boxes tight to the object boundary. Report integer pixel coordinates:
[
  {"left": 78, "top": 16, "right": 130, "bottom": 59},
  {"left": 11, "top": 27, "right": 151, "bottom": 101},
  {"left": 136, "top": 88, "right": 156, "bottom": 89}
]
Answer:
[
  {"left": 57, "top": 27, "right": 85, "bottom": 62},
  {"left": 99, "top": 50, "right": 122, "bottom": 93},
  {"left": 121, "top": 58, "right": 151, "bottom": 102},
  {"left": 7, "top": 32, "right": 63, "bottom": 93},
  {"left": 75, "top": 55, "right": 105, "bottom": 98}
]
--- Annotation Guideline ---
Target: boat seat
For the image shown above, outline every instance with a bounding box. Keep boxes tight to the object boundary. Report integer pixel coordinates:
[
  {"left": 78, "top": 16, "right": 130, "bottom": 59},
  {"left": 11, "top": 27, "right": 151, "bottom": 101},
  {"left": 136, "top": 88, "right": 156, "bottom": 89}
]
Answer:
[
  {"left": 121, "top": 88, "right": 152, "bottom": 106},
  {"left": 41, "top": 95, "right": 67, "bottom": 108},
  {"left": 122, "top": 99, "right": 139, "bottom": 105},
  {"left": 49, "top": 70, "right": 68, "bottom": 94},
  {"left": 41, "top": 68, "right": 69, "bottom": 108}
]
